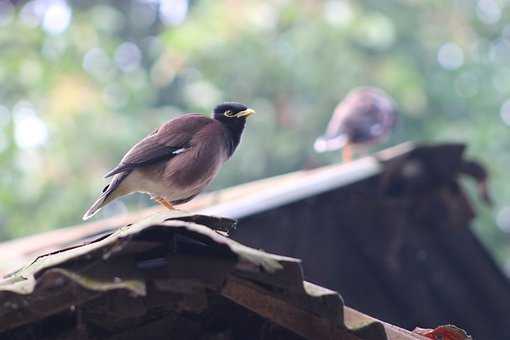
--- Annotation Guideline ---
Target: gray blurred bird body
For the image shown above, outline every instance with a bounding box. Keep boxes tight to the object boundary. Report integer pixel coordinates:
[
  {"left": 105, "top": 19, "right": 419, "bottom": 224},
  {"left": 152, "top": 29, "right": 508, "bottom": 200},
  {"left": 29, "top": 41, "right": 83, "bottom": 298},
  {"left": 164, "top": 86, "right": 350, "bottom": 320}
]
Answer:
[
  {"left": 314, "top": 87, "right": 398, "bottom": 161},
  {"left": 83, "top": 103, "right": 254, "bottom": 220}
]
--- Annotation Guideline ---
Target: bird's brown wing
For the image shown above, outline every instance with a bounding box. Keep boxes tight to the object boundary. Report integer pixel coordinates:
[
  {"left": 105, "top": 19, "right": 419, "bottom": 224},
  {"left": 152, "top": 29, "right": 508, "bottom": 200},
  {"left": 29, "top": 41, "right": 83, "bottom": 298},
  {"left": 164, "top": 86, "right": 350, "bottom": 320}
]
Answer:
[{"left": 104, "top": 114, "right": 212, "bottom": 178}]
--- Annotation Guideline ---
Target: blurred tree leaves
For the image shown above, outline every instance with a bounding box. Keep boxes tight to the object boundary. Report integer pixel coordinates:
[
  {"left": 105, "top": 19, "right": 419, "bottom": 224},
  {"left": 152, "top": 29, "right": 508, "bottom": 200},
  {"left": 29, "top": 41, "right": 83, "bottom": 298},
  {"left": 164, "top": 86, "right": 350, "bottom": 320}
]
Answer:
[{"left": 0, "top": 0, "right": 510, "bottom": 272}]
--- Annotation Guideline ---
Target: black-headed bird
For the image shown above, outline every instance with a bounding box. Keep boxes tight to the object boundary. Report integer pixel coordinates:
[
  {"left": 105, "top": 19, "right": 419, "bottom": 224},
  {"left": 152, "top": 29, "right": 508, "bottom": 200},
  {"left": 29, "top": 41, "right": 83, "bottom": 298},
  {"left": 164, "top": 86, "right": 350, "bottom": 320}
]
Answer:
[
  {"left": 314, "top": 87, "right": 398, "bottom": 161},
  {"left": 83, "top": 102, "right": 254, "bottom": 220}
]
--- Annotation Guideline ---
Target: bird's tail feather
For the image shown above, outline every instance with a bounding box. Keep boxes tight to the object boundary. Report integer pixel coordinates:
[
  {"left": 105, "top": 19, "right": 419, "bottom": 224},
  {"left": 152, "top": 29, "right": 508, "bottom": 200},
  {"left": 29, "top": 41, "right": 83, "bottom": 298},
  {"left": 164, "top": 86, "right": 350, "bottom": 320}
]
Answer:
[
  {"left": 82, "top": 172, "right": 128, "bottom": 220},
  {"left": 314, "top": 134, "right": 348, "bottom": 153},
  {"left": 82, "top": 192, "right": 110, "bottom": 220}
]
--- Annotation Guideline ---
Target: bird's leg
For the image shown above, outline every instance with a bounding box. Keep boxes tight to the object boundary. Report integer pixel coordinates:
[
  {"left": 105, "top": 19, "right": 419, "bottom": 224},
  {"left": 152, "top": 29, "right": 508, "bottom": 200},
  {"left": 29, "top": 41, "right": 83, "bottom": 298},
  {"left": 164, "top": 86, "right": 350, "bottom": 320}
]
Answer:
[
  {"left": 342, "top": 144, "right": 352, "bottom": 163},
  {"left": 154, "top": 196, "right": 175, "bottom": 210}
]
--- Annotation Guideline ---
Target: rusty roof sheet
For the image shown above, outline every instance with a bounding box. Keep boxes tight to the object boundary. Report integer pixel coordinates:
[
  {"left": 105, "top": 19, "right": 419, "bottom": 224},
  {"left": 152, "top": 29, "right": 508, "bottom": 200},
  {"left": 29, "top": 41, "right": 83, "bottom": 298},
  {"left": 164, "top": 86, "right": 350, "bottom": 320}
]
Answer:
[{"left": 0, "top": 211, "right": 393, "bottom": 340}]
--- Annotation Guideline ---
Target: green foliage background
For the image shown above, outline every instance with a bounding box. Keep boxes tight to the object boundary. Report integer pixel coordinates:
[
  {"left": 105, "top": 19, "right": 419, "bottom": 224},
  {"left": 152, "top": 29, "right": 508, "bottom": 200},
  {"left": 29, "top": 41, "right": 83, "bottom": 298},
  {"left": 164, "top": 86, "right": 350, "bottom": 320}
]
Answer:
[{"left": 0, "top": 0, "right": 509, "bottom": 271}]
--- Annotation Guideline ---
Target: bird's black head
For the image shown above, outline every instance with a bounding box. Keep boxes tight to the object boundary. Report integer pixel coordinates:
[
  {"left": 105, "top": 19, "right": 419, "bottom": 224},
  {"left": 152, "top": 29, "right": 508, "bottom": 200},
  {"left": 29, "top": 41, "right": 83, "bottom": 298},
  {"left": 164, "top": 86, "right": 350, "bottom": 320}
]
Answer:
[
  {"left": 212, "top": 102, "right": 255, "bottom": 156},
  {"left": 213, "top": 102, "right": 254, "bottom": 120}
]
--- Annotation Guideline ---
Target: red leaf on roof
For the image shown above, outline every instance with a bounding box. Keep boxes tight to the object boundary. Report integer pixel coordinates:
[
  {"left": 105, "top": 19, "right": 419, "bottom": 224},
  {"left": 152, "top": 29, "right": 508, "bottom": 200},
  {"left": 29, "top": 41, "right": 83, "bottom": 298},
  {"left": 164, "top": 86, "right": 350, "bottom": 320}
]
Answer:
[{"left": 413, "top": 325, "right": 472, "bottom": 340}]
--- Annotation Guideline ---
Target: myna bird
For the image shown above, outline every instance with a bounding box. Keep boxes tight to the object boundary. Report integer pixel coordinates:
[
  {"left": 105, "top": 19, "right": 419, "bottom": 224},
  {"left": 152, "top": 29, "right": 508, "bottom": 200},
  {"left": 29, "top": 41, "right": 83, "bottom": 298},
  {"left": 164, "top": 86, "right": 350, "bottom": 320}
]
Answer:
[
  {"left": 83, "top": 102, "right": 255, "bottom": 220},
  {"left": 314, "top": 87, "right": 398, "bottom": 162}
]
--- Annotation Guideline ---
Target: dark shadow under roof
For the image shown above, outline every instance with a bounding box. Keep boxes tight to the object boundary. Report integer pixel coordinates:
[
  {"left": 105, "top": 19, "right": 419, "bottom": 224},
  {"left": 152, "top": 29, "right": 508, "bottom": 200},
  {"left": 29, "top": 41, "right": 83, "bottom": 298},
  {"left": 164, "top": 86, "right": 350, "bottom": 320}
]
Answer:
[{"left": 229, "top": 143, "right": 510, "bottom": 340}]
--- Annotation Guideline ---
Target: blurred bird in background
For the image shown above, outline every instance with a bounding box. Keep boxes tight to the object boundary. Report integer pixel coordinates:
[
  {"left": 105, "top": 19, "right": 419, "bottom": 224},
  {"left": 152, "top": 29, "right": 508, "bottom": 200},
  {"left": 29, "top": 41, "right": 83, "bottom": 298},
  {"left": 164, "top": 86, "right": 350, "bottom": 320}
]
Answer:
[
  {"left": 83, "top": 102, "right": 255, "bottom": 220},
  {"left": 314, "top": 87, "right": 398, "bottom": 162}
]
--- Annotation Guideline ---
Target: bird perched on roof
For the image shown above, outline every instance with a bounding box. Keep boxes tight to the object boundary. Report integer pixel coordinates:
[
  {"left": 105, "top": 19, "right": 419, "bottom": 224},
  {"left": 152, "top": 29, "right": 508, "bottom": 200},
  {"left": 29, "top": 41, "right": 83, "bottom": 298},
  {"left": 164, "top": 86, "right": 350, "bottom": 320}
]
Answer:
[
  {"left": 83, "top": 102, "right": 255, "bottom": 220},
  {"left": 314, "top": 87, "right": 398, "bottom": 162}
]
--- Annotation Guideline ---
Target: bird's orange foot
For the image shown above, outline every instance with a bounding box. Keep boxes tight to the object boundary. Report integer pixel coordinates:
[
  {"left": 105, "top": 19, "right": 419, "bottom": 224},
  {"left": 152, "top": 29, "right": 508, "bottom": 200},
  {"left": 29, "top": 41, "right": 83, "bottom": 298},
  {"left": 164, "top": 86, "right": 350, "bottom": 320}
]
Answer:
[
  {"left": 342, "top": 144, "right": 353, "bottom": 163},
  {"left": 154, "top": 196, "right": 175, "bottom": 210}
]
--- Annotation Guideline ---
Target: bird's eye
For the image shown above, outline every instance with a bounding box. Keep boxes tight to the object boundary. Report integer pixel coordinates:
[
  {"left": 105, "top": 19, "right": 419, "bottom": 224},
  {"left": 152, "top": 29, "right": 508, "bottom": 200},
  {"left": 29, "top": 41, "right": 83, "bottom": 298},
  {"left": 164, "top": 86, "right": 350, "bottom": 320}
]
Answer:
[{"left": 224, "top": 110, "right": 236, "bottom": 117}]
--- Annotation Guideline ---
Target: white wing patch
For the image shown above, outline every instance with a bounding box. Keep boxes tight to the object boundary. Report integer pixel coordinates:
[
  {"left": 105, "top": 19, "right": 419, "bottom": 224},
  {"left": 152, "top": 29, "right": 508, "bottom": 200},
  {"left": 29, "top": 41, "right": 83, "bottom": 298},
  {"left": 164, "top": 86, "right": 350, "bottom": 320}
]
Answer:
[{"left": 172, "top": 147, "right": 189, "bottom": 155}]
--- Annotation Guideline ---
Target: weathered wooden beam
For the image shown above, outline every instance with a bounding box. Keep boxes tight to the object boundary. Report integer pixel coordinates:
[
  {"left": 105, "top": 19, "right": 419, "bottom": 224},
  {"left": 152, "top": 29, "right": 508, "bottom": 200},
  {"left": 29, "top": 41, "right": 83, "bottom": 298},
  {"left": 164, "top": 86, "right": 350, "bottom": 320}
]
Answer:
[{"left": 221, "top": 276, "right": 363, "bottom": 340}]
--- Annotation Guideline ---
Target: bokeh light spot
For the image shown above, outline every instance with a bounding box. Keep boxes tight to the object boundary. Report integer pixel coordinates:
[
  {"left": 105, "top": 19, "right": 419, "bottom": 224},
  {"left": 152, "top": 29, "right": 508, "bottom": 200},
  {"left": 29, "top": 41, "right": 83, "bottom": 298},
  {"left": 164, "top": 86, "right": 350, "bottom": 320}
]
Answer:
[
  {"left": 477, "top": 0, "right": 501, "bottom": 25},
  {"left": 323, "top": 0, "right": 354, "bottom": 28},
  {"left": 160, "top": 0, "right": 188, "bottom": 26},
  {"left": 19, "top": 1, "right": 41, "bottom": 28},
  {"left": 83, "top": 47, "right": 112, "bottom": 80},
  {"left": 13, "top": 102, "right": 48, "bottom": 149},
  {"left": 437, "top": 43, "right": 464, "bottom": 70},
  {"left": 249, "top": 3, "right": 278, "bottom": 31},
  {"left": 500, "top": 100, "right": 510, "bottom": 126},
  {"left": 20, "top": 0, "right": 72, "bottom": 33},
  {"left": 42, "top": 0, "right": 72, "bottom": 34},
  {"left": 115, "top": 42, "right": 142, "bottom": 73},
  {"left": 131, "top": 1, "right": 158, "bottom": 29}
]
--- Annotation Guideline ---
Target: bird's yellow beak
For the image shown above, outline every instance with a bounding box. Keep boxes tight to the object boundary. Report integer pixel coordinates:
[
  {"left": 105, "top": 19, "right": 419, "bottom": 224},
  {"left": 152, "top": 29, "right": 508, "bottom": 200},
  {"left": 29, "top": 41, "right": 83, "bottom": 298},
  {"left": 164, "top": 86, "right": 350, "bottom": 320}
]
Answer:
[{"left": 236, "top": 108, "right": 255, "bottom": 118}]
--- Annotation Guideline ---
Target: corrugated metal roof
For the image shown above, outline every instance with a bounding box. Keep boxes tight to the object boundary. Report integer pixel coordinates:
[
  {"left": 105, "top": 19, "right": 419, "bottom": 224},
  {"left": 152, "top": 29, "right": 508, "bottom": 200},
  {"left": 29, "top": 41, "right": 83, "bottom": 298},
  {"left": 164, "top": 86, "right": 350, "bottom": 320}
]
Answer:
[
  {"left": 0, "top": 211, "right": 393, "bottom": 339},
  {"left": 0, "top": 142, "right": 485, "bottom": 339}
]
